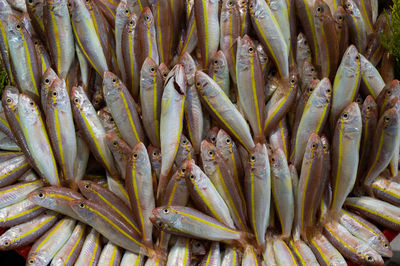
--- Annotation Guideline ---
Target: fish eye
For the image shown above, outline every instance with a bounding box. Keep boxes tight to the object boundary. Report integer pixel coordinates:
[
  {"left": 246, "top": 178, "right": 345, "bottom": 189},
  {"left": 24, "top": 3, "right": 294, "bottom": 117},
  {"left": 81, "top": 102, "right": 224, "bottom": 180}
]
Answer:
[
  {"left": 367, "top": 256, "right": 373, "bottom": 261},
  {"left": 308, "top": 87, "right": 314, "bottom": 92},
  {"left": 310, "top": 67, "right": 315, "bottom": 72},
  {"left": 211, "top": 137, "right": 216, "bottom": 142},
  {"left": 323, "top": 145, "right": 328, "bottom": 150},
  {"left": 226, "top": 138, "right": 230, "bottom": 144},
  {"left": 182, "top": 139, "right": 187, "bottom": 144},
  {"left": 384, "top": 116, "right": 390, "bottom": 122},
  {"left": 366, "top": 106, "right": 370, "bottom": 110},
  {"left": 6, "top": 98, "right": 11, "bottom": 103},
  {"left": 145, "top": 15, "right": 149, "bottom": 20},
  {"left": 28, "top": 0, "right": 33, "bottom": 3},
  {"left": 163, "top": 73, "right": 167, "bottom": 77},
  {"left": 386, "top": 90, "right": 392, "bottom": 95},
  {"left": 113, "top": 141, "right": 118, "bottom": 146},
  {"left": 85, "top": 184, "right": 90, "bottom": 189},
  {"left": 250, "top": 155, "right": 256, "bottom": 161},
  {"left": 74, "top": 98, "right": 79, "bottom": 103},
  {"left": 38, "top": 192, "right": 44, "bottom": 198},
  {"left": 317, "top": 7, "right": 321, "bottom": 12},
  {"left": 214, "top": 60, "right": 218, "bottom": 64},
  {"left": 196, "top": 242, "right": 201, "bottom": 247},
  {"left": 16, "top": 24, "right": 21, "bottom": 29},
  {"left": 384, "top": 243, "right": 389, "bottom": 247},
  {"left": 79, "top": 202, "right": 85, "bottom": 208},
  {"left": 181, "top": 168, "right": 186, "bottom": 173},
  {"left": 271, "top": 157, "right": 275, "bottom": 162},
  {"left": 343, "top": 112, "right": 349, "bottom": 119},
  {"left": 249, "top": 3, "right": 253, "bottom": 8},
  {"left": 68, "top": 2, "right": 71, "bottom": 7},
  {"left": 94, "top": 99, "right": 99, "bottom": 103},
  {"left": 355, "top": 55, "right": 359, "bottom": 60},
  {"left": 290, "top": 79, "right": 296, "bottom": 84},
  {"left": 45, "top": 79, "right": 50, "bottom": 84},
  {"left": 327, "top": 88, "right": 331, "bottom": 93},
  {"left": 112, "top": 78, "right": 117, "bottom": 83},
  {"left": 248, "top": 47, "right": 254, "bottom": 53},
  {"left": 52, "top": 91, "right": 57, "bottom": 96},
  {"left": 125, "top": 9, "right": 129, "bottom": 14},
  {"left": 338, "top": 15, "right": 343, "bottom": 20},
  {"left": 196, "top": 81, "right": 201, "bottom": 87},
  {"left": 163, "top": 208, "right": 169, "bottom": 214},
  {"left": 190, "top": 174, "right": 194, "bottom": 179},
  {"left": 208, "top": 151, "right": 214, "bottom": 156},
  {"left": 133, "top": 153, "right": 138, "bottom": 159},
  {"left": 228, "top": 1, "right": 233, "bottom": 5},
  {"left": 153, "top": 152, "right": 157, "bottom": 156},
  {"left": 312, "top": 143, "right": 317, "bottom": 148},
  {"left": 34, "top": 40, "right": 38, "bottom": 45},
  {"left": 28, "top": 259, "right": 34, "bottom": 264},
  {"left": 129, "top": 20, "right": 134, "bottom": 25},
  {"left": 4, "top": 241, "right": 10, "bottom": 246},
  {"left": 150, "top": 67, "right": 155, "bottom": 72},
  {"left": 110, "top": 117, "right": 114, "bottom": 122},
  {"left": 29, "top": 101, "right": 34, "bottom": 106}
]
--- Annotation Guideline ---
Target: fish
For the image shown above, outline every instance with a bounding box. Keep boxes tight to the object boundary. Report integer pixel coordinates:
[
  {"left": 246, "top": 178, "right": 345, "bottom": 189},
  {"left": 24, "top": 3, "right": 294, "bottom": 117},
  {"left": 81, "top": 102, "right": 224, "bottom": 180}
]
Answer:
[
  {"left": 27, "top": 186, "right": 84, "bottom": 221},
  {"left": 97, "top": 241, "right": 123, "bottom": 266},
  {"left": 249, "top": 0, "right": 289, "bottom": 78},
  {"left": 343, "top": 0, "right": 369, "bottom": 53},
  {"left": 43, "top": 0, "right": 75, "bottom": 79},
  {"left": 0, "top": 154, "right": 31, "bottom": 188},
  {"left": 272, "top": 238, "right": 298, "bottom": 265},
  {"left": 153, "top": 0, "right": 172, "bottom": 65},
  {"left": 74, "top": 228, "right": 102, "bottom": 266},
  {"left": 26, "top": 217, "right": 76, "bottom": 266},
  {"left": 194, "top": 0, "right": 219, "bottom": 68},
  {"left": 371, "top": 176, "right": 400, "bottom": 207},
  {"left": 195, "top": 70, "right": 254, "bottom": 151},
  {"left": 103, "top": 71, "right": 145, "bottom": 148},
  {"left": 46, "top": 78, "right": 77, "bottom": 184},
  {"left": 136, "top": 7, "right": 159, "bottom": 66},
  {"left": 140, "top": 57, "right": 163, "bottom": 147},
  {"left": 201, "top": 242, "right": 221, "bottom": 265},
  {"left": 289, "top": 238, "right": 319, "bottom": 265},
  {"left": 360, "top": 54, "right": 385, "bottom": 99},
  {"left": 166, "top": 237, "right": 191, "bottom": 266},
  {"left": 209, "top": 50, "right": 230, "bottom": 98},
  {"left": 0, "top": 210, "right": 60, "bottom": 251},
  {"left": 236, "top": 35, "right": 265, "bottom": 143},
  {"left": 308, "top": 232, "right": 347, "bottom": 266},
  {"left": 126, "top": 142, "right": 155, "bottom": 246},
  {"left": 330, "top": 103, "right": 362, "bottom": 217},
  {"left": 70, "top": 86, "right": 119, "bottom": 178},
  {"left": 50, "top": 222, "right": 86, "bottom": 266},
  {"left": 0, "top": 198, "right": 44, "bottom": 228},
  {"left": 244, "top": 143, "right": 270, "bottom": 246},
  {"left": 70, "top": 199, "right": 149, "bottom": 254},
  {"left": 158, "top": 65, "right": 186, "bottom": 200}
]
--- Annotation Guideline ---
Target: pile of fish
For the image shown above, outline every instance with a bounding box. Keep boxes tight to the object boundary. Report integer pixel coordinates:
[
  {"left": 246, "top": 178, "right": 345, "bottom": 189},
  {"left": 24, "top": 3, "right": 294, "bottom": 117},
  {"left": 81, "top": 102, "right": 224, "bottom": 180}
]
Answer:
[{"left": 0, "top": 0, "right": 399, "bottom": 264}]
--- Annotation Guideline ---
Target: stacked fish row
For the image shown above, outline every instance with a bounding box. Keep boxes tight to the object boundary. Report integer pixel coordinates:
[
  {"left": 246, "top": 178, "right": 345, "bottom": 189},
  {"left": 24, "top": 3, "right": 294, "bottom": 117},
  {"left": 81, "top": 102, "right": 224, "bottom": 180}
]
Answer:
[{"left": 0, "top": 0, "right": 399, "bottom": 265}]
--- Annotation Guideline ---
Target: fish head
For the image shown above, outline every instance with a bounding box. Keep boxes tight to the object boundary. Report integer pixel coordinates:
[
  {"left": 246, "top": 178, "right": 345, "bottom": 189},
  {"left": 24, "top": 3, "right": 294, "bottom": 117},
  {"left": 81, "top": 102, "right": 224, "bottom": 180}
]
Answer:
[
  {"left": 200, "top": 140, "right": 217, "bottom": 163},
  {"left": 47, "top": 78, "right": 68, "bottom": 107},
  {"left": 2, "top": 86, "right": 19, "bottom": 111},
  {"left": 185, "top": 159, "right": 202, "bottom": 185},
  {"left": 126, "top": 13, "right": 138, "bottom": 33},
  {"left": 69, "top": 199, "right": 93, "bottom": 221},
  {"left": 150, "top": 206, "right": 179, "bottom": 230},
  {"left": 130, "top": 142, "right": 148, "bottom": 165},
  {"left": 191, "top": 239, "right": 207, "bottom": 256},
  {"left": 314, "top": 0, "right": 332, "bottom": 19},
  {"left": 316, "top": 77, "right": 332, "bottom": 102},
  {"left": 222, "top": 0, "right": 237, "bottom": 14},
  {"left": 140, "top": 7, "right": 154, "bottom": 30},
  {"left": 236, "top": 35, "right": 256, "bottom": 70},
  {"left": 304, "top": 133, "right": 323, "bottom": 161},
  {"left": 382, "top": 108, "right": 399, "bottom": 133},
  {"left": 18, "top": 94, "right": 40, "bottom": 120},
  {"left": 141, "top": 57, "right": 159, "bottom": 82},
  {"left": 116, "top": 1, "right": 130, "bottom": 20},
  {"left": 71, "top": 86, "right": 89, "bottom": 112},
  {"left": 216, "top": 129, "right": 235, "bottom": 152},
  {"left": 76, "top": 180, "right": 96, "bottom": 197},
  {"left": 337, "top": 102, "right": 362, "bottom": 136},
  {"left": 103, "top": 71, "right": 125, "bottom": 97},
  {"left": 343, "top": 45, "right": 360, "bottom": 70},
  {"left": 25, "top": 0, "right": 43, "bottom": 9},
  {"left": 209, "top": 50, "right": 227, "bottom": 75},
  {"left": 158, "top": 63, "right": 170, "bottom": 82},
  {"left": 249, "top": 143, "right": 268, "bottom": 170},
  {"left": 301, "top": 61, "right": 318, "bottom": 82},
  {"left": 320, "top": 135, "right": 330, "bottom": 156},
  {"left": 27, "top": 252, "right": 47, "bottom": 266},
  {"left": 0, "top": 235, "right": 13, "bottom": 250},
  {"left": 178, "top": 52, "right": 196, "bottom": 85},
  {"left": 334, "top": 6, "right": 346, "bottom": 26},
  {"left": 148, "top": 145, "right": 161, "bottom": 165},
  {"left": 356, "top": 244, "right": 384, "bottom": 266},
  {"left": 6, "top": 14, "right": 22, "bottom": 36},
  {"left": 41, "top": 68, "right": 58, "bottom": 92},
  {"left": 27, "top": 188, "right": 55, "bottom": 208},
  {"left": 361, "top": 95, "right": 378, "bottom": 122}
]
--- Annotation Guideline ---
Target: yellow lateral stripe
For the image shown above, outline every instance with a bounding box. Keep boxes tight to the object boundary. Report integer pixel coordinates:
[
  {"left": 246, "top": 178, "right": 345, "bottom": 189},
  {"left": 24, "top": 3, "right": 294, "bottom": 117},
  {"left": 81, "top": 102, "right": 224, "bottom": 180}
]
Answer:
[
  {"left": 183, "top": 238, "right": 189, "bottom": 265},
  {"left": 364, "top": 132, "right": 384, "bottom": 184},
  {"left": 192, "top": 179, "right": 223, "bottom": 223},
  {"left": 14, "top": 215, "right": 56, "bottom": 242},
  {"left": 130, "top": 165, "right": 145, "bottom": 238},
  {"left": 202, "top": 0, "right": 209, "bottom": 67},
  {"left": 332, "top": 118, "right": 344, "bottom": 210},
  {"left": 88, "top": 205, "right": 145, "bottom": 247},
  {"left": 250, "top": 171, "right": 259, "bottom": 243},
  {"left": 272, "top": 176, "right": 285, "bottom": 235},
  {"left": 71, "top": 21, "right": 100, "bottom": 75},
  {"left": 315, "top": 105, "right": 328, "bottom": 134},
  {"left": 181, "top": 22, "right": 196, "bottom": 53},
  {"left": 341, "top": 209, "right": 381, "bottom": 238},
  {"left": 250, "top": 54, "right": 262, "bottom": 134},
  {"left": 90, "top": 232, "right": 101, "bottom": 265},
  {"left": 54, "top": 109, "right": 66, "bottom": 178},
  {"left": 346, "top": 203, "right": 400, "bottom": 224},
  {"left": 20, "top": 29, "right": 38, "bottom": 95},
  {"left": 110, "top": 244, "right": 118, "bottom": 264},
  {"left": 205, "top": 244, "right": 213, "bottom": 265},
  {"left": 120, "top": 91, "right": 140, "bottom": 142},
  {"left": 216, "top": 166, "right": 245, "bottom": 228},
  {"left": 264, "top": 84, "right": 293, "bottom": 131},
  {"left": 91, "top": 188, "right": 140, "bottom": 233},
  {"left": 65, "top": 225, "right": 85, "bottom": 264},
  {"left": 153, "top": 72, "right": 160, "bottom": 143},
  {"left": 201, "top": 95, "right": 247, "bottom": 150},
  {"left": 0, "top": 162, "right": 28, "bottom": 180},
  {"left": 290, "top": 241, "right": 307, "bottom": 266},
  {"left": 310, "top": 238, "right": 330, "bottom": 264},
  {"left": 0, "top": 180, "right": 40, "bottom": 195},
  {"left": 279, "top": 120, "right": 288, "bottom": 158},
  {"left": 371, "top": 183, "right": 400, "bottom": 199},
  {"left": 5, "top": 205, "right": 42, "bottom": 222},
  {"left": 360, "top": 0, "right": 373, "bottom": 31},
  {"left": 156, "top": 5, "right": 164, "bottom": 63},
  {"left": 34, "top": 218, "right": 66, "bottom": 251},
  {"left": 173, "top": 209, "right": 238, "bottom": 234},
  {"left": 325, "top": 225, "right": 358, "bottom": 253},
  {"left": 301, "top": 157, "right": 314, "bottom": 231},
  {"left": 50, "top": 12, "right": 61, "bottom": 75},
  {"left": 0, "top": 22, "right": 14, "bottom": 82},
  {"left": 321, "top": 22, "right": 330, "bottom": 77}
]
